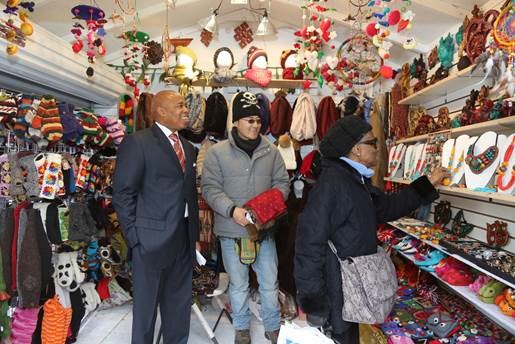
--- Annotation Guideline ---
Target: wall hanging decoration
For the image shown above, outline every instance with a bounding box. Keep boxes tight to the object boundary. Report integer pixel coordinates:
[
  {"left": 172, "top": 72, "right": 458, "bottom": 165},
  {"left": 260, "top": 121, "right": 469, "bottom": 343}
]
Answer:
[
  {"left": 486, "top": 220, "right": 509, "bottom": 248},
  {"left": 293, "top": 1, "right": 338, "bottom": 88},
  {"left": 70, "top": 4, "right": 107, "bottom": 76},
  {"left": 435, "top": 33, "right": 454, "bottom": 80},
  {"left": 118, "top": 29, "right": 151, "bottom": 99},
  {"left": 411, "top": 53, "right": 428, "bottom": 92},
  {"left": 463, "top": 5, "right": 499, "bottom": 64},
  {"left": 1, "top": 1, "right": 35, "bottom": 55},
  {"left": 234, "top": 21, "right": 253, "bottom": 48}
]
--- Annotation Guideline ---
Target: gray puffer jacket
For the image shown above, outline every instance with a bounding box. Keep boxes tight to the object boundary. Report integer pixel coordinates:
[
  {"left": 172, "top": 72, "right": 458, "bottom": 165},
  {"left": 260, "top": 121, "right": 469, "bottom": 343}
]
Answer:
[{"left": 201, "top": 133, "right": 289, "bottom": 238}]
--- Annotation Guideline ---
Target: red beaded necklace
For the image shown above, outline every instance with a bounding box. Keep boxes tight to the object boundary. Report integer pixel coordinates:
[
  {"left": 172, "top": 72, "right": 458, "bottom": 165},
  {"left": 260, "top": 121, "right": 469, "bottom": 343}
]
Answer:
[
  {"left": 496, "top": 136, "right": 515, "bottom": 191},
  {"left": 389, "top": 145, "right": 404, "bottom": 174}
]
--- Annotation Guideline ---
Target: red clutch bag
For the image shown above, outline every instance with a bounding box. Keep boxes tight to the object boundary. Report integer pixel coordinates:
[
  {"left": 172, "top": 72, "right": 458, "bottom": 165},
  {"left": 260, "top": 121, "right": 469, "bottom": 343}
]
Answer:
[{"left": 244, "top": 188, "right": 287, "bottom": 225}]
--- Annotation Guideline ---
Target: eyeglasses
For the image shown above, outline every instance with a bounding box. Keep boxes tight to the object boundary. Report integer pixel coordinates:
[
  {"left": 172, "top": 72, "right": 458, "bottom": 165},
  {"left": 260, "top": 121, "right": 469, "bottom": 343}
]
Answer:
[
  {"left": 358, "top": 138, "right": 378, "bottom": 148},
  {"left": 241, "top": 118, "right": 262, "bottom": 125}
]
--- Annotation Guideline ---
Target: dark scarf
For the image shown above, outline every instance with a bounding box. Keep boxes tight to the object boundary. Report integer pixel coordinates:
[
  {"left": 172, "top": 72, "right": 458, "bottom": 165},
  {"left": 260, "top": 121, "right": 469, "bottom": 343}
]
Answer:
[{"left": 231, "top": 127, "right": 261, "bottom": 157}]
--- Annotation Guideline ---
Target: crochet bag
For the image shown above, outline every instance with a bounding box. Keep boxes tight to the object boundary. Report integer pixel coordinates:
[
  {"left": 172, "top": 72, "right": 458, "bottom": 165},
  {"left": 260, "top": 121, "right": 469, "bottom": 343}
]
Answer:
[
  {"left": 328, "top": 241, "right": 397, "bottom": 324},
  {"left": 243, "top": 188, "right": 287, "bottom": 241}
]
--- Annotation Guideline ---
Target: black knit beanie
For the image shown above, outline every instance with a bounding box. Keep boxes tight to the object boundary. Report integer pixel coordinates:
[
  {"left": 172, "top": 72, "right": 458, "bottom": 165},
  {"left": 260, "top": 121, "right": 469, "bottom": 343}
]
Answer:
[
  {"left": 232, "top": 92, "right": 261, "bottom": 122},
  {"left": 204, "top": 92, "right": 228, "bottom": 136},
  {"left": 319, "top": 116, "right": 372, "bottom": 159},
  {"left": 343, "top": 96, "right": 359, "bottom": 116}
]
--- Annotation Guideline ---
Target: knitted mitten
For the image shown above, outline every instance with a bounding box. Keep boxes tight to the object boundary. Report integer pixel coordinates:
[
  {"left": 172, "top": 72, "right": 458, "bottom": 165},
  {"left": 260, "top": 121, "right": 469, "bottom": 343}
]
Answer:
[
  {"left": 10, "top": 307, "right": 40, "bottom": 344},
  {"left": 39, "top": 153, "right": 63, "bottom": 200},
  {"left": 59, "top": 102, "right": 82, "bottom": 143},
  {"left": 93, "top": 128, "right": 112, "bottom": 148},
  {"left": 104, "top": 118, "right": 126, "bottom": 145},
  {"left": 76, "top": 109, "right": 99, "bottom": 144},
  {"left": 38, "top": 96, "right": 63, "bottom": 142},
  {"left": 0, "top": 95, "right": 17, "bottom": 130},
  {"left": 8, "top": 153, "right": 25, "bottom": 198},
  {"left": 75, "top": 155, "right": 91, "bottom": 190},
  {"left": 14, "top": 95, "right": 33, "bottom": 139},
  {"left": 0, "top": 154, "right": 11, "bottom": 198},
  {"left": 80, "top": 282, "right": 101, "bottom": 312},
  {"left": 41, "top": 295, "right": 73, "bottom": 344}
]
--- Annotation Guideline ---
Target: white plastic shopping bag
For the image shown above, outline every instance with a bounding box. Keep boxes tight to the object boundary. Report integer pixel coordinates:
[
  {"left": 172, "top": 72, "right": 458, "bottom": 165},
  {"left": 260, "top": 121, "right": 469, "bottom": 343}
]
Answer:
[{"left": 277, "top": 322, "right": 335, "bottom": 344}]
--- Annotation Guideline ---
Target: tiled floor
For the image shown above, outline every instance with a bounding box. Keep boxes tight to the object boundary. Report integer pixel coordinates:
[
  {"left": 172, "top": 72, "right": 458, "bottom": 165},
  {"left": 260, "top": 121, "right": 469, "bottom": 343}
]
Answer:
[{"left": 76, "top": 299, "right": 273, "bottom": 344}]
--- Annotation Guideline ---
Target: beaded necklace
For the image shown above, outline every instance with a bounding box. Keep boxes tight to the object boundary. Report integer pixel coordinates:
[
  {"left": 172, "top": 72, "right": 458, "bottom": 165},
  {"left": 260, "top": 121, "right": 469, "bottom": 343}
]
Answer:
[
  {"left": 496, "top": 136, "right": 515, "bottom": 191},
  {"left": 405, "top": 146, "right": 416, "bottom": 179},
  {"left": 413, "top": 144, "right": 426, "bottom": 179},
  {"left": 465, "top": 135, "right": 499, "bottom": 174}
]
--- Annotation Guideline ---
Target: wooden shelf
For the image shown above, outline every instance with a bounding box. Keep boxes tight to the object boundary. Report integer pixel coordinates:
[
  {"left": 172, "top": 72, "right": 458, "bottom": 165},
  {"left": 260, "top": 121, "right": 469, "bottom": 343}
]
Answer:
[
  {"left": 393, "top": 246, "right": 515, "bottom": 335},
  {"left": 398, "top": 64, "right": 484, "bottom": 105},
  {"left": 396, "top": 116, "right": 515, "bottom": 144},
  {"left": 165, "top": 77, "right": 311, "bottom": 89},
  {"left": 384, "top": 178, "right": 515, "bottom": 206},
  {"left": 389, "top": 218, "right": 515, "bottom": 289}
]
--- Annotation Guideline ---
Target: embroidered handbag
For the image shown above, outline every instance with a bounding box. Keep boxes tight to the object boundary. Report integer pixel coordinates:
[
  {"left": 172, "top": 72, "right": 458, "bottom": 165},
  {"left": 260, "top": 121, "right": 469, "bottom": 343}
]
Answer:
[
  {"left": 434, "top": 201, "right": 452, "bottom": 227},
  {"left": 328, "top": 241, "right": 397, "bottom": 324},
  {"left": 486, "top": 220, "right": 509, "bottom": 248},
  {"left": 244, "top": 188, "right": 287, "bottom": 241},
  {"left": 451, "top": 210, "right": 474, "bottom": 238}
]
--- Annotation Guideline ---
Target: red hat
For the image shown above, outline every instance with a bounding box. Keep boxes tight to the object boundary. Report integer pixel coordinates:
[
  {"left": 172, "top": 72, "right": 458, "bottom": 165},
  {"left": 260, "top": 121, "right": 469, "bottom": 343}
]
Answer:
[{"left": 247, "top": 46, "right": 267, "bottom": 69}]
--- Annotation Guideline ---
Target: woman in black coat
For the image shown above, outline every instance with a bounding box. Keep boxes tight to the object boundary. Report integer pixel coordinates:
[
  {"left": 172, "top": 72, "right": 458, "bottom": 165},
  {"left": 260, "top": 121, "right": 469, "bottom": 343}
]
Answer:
[{"left": 294, "top": 116, "right": 448, "bottom": 344}]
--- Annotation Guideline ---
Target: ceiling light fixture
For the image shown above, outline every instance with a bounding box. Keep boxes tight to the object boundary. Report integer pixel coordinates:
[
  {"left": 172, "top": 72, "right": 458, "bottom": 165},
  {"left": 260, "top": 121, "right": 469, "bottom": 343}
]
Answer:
[
  {"left": 198, "top": 0, "right": 223, "bottom": 33},
  {"left": 255, "top": 9, "right": 276, "bottom": 36}
]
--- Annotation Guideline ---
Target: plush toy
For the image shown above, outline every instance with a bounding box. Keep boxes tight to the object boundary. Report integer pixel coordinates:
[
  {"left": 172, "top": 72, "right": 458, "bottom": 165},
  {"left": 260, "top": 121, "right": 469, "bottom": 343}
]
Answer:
[
  {"left": 276, "top": 133, "right": 297, "bottom": 170},
  {"left": 495, "top": 288, "right": 515, "bottom": 317},
  {"left": 468, "top": 275, "right": 491, "bottom": 293},
  {"left": 478, "top": 280, "right": 505, "bottom": 304},
  {"left": 54, "top": 251, "right": 86, "bottom": 292},
  {"left": 426, "top": 312, "right": 459, "bottom": 338},
  {"left": 80, "top": 282, "right": 101, "bottom": 312}
]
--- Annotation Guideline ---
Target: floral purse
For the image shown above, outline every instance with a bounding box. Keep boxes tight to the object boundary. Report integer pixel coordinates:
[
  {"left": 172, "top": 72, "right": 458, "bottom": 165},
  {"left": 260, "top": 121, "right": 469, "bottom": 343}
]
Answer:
[
  {"left": 450, "top": 210, "right": 474, "bottom": 238},
  {"left": 486, "top": 220, "right": 509, "bottom": 248}
]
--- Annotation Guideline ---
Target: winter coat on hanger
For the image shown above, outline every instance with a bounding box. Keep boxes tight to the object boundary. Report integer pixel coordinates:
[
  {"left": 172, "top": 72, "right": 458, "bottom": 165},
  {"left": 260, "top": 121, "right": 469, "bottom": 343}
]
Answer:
[
  {"left": 295, "top": 158, "right": 438, "bottom": 337},
  {"left": 316, "top": 96, "right": 339, "bottom": 141},
  {"left": 290, "top": 93, "right": 317, "bottom": 141}
]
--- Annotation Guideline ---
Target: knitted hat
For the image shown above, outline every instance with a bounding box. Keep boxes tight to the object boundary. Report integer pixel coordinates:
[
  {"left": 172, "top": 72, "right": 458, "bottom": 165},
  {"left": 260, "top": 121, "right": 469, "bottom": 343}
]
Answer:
[
  {"left": 280, "top": 49, "right": 297, "bottom": 69},
  {"left": 316, "top": 96, "right": 339, "bottom": 140},
  {"left": 281, "top": 49, "right": 303, "bottom": 80},
  {"left": 214, "top": 47, "right": 234, "bottom": 68},
  {"left": 38, "top": 96, "right": 64, "bottom": 142},
  {"left": 68, "top": 202, "right": 98, "bottom": 242},
  {"left": 232, "top": 92, "right": 261, "bottom": 122},
  {"left": 14, "top": 95, "right": 33, "bottom": 139},
  {"left": 256, "top": 93, "right": 270, "bottom": 134},
  {"left": 11, "top": 307, "right": 40, "bottom": 343},
  {"left": 105, "top": 118, "right": 126, "bottom": 145},
  {"left": 176, "top": 46, "right": 197, "bottom": 65},
  {"left": 0, "top": 95, "right": 17, "bottom": 130},
  {"left": 41, "top": 295, "right": 73, "bottom": 344},
  {"left": 319, "top": 116, "right": 372, "bottom": 158},
  {"left": 270, "top": 93, "right": 293, "bottom": 137},
  {"left": 118, "top": 95, "right": 134, "bottom": 134},
  {"left": 59, "top": 103, "right": 83, "bottom": 143},
  {"left": 247, "top": 46, "right": 267, "bottom": 69},
  {"left": 204, "top": 92, "right": 228, "bottom": 136}
]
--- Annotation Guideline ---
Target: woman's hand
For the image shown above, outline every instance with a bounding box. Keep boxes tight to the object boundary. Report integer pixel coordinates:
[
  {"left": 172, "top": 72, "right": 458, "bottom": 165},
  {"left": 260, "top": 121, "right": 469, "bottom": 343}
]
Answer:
[{"left": 429, "top": 166, "right": 451, "bottom": 186}]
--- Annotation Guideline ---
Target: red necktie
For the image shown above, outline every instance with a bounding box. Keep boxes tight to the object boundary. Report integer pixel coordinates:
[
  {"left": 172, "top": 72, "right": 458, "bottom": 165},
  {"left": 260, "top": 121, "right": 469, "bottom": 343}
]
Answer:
[{"left": 170, "top": 132, "right": 186, "bottom": 172}]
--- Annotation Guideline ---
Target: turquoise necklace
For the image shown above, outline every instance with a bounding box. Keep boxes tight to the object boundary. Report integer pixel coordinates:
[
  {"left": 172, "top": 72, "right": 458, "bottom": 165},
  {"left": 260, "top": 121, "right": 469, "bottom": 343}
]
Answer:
[{"left": 465, "top": 135, "right": 499, "bottom": 174}]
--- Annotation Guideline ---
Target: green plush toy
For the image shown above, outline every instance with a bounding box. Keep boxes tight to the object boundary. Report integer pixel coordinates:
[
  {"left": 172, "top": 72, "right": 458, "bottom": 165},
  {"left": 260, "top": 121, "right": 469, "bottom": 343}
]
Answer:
[
  {"left": 478, "top": 280, "right": 505, "bottom": 304},
  {"left": 438, "top": 33, "right": 455, "bottom": 70}
]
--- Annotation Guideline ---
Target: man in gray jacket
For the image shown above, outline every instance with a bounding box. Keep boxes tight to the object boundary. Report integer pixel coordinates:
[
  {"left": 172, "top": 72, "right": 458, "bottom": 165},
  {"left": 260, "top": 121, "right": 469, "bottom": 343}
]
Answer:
[{"left": 202, "top": 91, "right": 289, "bottom": 344}]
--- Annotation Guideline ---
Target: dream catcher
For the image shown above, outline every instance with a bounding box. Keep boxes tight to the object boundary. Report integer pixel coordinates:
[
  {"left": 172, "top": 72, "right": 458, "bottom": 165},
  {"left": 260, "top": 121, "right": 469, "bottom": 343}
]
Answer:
[
  {"left": 493, "top": 0, "right": 514, "bottom": 60},
  {"left": 70, "top": 4, "right": 107, "bottom": 77},
  {"left": 1, "top": 1, "right": 35, "bottom": 55}
]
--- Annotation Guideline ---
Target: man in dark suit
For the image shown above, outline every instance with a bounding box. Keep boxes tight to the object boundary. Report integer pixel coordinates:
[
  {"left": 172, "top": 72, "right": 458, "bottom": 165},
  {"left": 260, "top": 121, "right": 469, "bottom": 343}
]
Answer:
[{"left": 113, "top": 90, "right": 199, "bottom": 344}]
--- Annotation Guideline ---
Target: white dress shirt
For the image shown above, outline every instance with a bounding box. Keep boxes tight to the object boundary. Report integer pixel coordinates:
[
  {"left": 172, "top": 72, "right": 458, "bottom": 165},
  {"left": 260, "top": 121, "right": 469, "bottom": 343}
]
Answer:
[{"left": 155, "top": 122, "right": 189, "bottom": 218}]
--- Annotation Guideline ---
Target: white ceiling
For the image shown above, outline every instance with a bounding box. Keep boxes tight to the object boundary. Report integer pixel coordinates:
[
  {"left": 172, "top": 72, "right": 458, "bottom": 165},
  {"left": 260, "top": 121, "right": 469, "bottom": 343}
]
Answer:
[{"left": 1, "top": 0, "right": 500, "bottom": 67}]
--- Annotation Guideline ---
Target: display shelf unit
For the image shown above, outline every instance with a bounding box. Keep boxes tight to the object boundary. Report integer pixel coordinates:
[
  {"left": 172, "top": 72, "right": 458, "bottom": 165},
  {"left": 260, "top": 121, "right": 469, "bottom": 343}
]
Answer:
[
  {"left": 396, "top": 116, "right": 515, "bottom": 144},
  {"left": 165, "top": 77, "right": 311, "bottom": 89},
  {"left": 389, "top": 218, "right": 515, "bottom": 289},
  {"left": 384, "top": 177, "right": 515, "bottom": 206},
  {"left": 398, "top": 64, "right": 484, "bottom": 105},
  {"left": 393, "top": 247, "right": 515, "bottom": 335}
]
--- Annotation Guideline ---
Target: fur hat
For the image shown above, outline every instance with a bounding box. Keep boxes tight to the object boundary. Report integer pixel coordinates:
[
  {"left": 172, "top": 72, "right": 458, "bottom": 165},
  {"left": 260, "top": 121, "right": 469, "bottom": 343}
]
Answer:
[
  {"left": 204, "top": 92, "right": 228, "bottom": 137},
  {"left": 247, "top": 46, "right": 267, "bottom": 69},
  {"left": 232, "top": 92, "right": 261, "bottom": 122},
  {"left": 256, "top": 93, "right": 271, "bottom": 134},
  {"left": 319, "top": 116, "right": 372, "bottom": 158}
]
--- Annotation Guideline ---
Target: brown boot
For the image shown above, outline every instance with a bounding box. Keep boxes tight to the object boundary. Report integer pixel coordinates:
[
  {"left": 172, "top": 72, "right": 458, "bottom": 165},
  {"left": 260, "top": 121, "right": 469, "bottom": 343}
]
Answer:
[
  {"left": 235, "top": 329, "right": 251, "bottom": 344},
  {"left": 265, "top": 330, "right": 280, "bottom": 344}
]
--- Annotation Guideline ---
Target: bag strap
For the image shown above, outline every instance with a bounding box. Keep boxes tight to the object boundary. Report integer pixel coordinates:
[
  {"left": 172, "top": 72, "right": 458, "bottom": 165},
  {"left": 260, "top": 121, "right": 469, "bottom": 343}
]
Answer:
[{"left": 328, "top": 240, "right": 338, "bottom": 256}]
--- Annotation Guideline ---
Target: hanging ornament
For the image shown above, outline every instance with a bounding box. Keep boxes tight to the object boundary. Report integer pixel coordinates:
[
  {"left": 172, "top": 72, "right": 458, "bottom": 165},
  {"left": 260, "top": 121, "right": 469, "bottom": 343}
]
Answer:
[
  {"left": 1, "top": 1, "right": 35, "bottom": 55},
  {"left": 200, "top": 29, "right": 213, "bottom": 47},
  {"left": 337, "top": 33, "right": 383, "bottom": 85},
  {"left": 119, "top": 29, "right": 150, "bottom": 99},
  {"left": 234, "top": 21, "right": 253, "bottom": 48},
  {"left": 492, "top": 1, "right": 514, "bottom": 54}
]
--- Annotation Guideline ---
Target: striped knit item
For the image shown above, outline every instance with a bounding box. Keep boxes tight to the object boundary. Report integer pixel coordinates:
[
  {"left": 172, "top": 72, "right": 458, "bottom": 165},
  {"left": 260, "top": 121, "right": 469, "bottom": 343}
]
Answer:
[
  {"left": 105, "top": 118, "right": 125, "bottom": 145},
  {"left": 10, "top": 307, "right": 40, "bottom": 344},
  {"left": 76, "top": 109, "right": 100, "bottom": 139},
  {"left": 14, "top": 95, "right": 33, "bottom": 139},
  {"left": 41, "top": 295, "right": 72, "bottom": 344},
  {"left": 0, "top": 96, "right": 18, "bottom": 130},
  {"left": 38, "top": 96, "right": 63, "bottom": 142}
]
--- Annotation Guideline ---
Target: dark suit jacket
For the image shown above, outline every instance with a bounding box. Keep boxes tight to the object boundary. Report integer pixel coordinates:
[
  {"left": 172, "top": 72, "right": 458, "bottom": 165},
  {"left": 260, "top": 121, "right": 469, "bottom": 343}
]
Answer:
[{"left": 113, "top": 123, "right": 199, "bottom": 265}]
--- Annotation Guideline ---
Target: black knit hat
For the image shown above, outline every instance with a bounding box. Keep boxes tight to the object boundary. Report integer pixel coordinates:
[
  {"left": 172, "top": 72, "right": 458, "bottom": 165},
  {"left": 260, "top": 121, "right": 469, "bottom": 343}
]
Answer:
[
  {"left": 319, "top": 116, "right": 372, "bottom": 158},
  {"left": 204, "top": 92, "right": 228, "bottom": 136},
  {"left": 232, "top": 92, "right": 261, "bottom": 122}
]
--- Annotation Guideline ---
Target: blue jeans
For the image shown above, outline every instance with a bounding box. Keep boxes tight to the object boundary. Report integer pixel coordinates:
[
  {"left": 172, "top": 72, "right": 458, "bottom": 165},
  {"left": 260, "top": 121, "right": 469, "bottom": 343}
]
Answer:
[{"left": 219, "top": 237, "right": 280, "bottom": 332}]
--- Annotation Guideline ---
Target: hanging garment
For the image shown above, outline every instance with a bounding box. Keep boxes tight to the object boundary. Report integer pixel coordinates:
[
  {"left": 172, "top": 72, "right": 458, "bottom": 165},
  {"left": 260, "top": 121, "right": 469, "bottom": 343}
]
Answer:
[
  {"left": 316, "top": 96, "right": 339, "bottom": 141},
  {"left": 269, "top": 93, "right": 293, "bottom": 138},
  {"left": 290, "top": 93, "right": 317, "bottom": 141},
  {"left": 256, "top": 93, "right": 271, "bottom": 134},
  {"left": 204, "top": 92, "right": 228, "bottom": 137}
]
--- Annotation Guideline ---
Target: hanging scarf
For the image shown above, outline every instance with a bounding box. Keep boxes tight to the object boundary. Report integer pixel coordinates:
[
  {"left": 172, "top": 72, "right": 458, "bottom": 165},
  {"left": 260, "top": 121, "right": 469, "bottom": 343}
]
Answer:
[{"left": 232, "top": 127, "right": 261, "bottom": 157}]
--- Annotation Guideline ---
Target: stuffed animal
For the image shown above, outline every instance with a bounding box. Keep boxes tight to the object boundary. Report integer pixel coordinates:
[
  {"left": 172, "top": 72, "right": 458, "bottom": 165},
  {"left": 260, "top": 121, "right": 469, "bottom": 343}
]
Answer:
[
  {"left": 54, "top": 251, "right": 86, "bottom": 292},
  {"left": 495, "top": 288, "right": 515, "bottom": 317},
  {"left": 277, "top": 133, "right": 297, "bottom": 170},
  {"left": 468, "top": 275, "right": 491, "bottom": 293},
  {"left": 478, "top": 280, "right": 505, "bottom": 303},
  {"left": 426, "top": 312, "right": 458, "bottom": 338}
]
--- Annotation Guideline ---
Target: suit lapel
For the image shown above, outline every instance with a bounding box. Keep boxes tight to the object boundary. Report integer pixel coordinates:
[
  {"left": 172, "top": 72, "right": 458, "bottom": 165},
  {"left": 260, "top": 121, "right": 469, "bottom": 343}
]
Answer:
[{"left": 151, "top": 123, "right": 184, "bottom": 174}]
